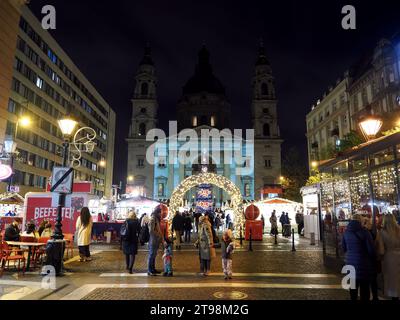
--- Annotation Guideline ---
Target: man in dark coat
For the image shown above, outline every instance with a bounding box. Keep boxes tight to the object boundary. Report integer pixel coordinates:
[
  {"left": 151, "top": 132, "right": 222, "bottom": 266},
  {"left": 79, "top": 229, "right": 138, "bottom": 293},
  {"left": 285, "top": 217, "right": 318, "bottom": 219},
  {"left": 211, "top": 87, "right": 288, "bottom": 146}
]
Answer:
[
  {"left": 122, "top": 212, "right": 141, "bottom": 274},
  {"left": 172, "top": 211, "right": 185, "bottom": 249},
  {"left": 4, "top": 220, "right": 20, "bottom": 241},
  {"left": 342, "top": 215, "right": 377, "bottom": 301},
  {"left": 295, "top": 211, "right": 304, "bottom": 236},
  {"left": 279, "top": 213, "right": 286, "bottom": 236},
  {"left": 183, "top": 213, "right": 193, "bottom": 243}
]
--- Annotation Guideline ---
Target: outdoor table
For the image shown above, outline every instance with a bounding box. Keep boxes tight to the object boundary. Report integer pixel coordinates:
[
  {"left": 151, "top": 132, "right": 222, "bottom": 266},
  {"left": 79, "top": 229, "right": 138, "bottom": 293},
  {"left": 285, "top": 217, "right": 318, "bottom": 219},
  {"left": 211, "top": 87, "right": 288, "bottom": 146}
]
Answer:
[{"left": 5, "top": 241, "right": 46, "bottom": 271}]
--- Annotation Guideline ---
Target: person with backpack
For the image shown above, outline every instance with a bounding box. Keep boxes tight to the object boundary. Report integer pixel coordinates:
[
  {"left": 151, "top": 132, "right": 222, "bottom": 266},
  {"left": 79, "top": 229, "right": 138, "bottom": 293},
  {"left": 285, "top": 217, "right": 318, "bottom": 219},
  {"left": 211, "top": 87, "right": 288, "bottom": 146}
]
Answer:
[{"left": 121, "top": 211, "right": 141, "bottom": 274}]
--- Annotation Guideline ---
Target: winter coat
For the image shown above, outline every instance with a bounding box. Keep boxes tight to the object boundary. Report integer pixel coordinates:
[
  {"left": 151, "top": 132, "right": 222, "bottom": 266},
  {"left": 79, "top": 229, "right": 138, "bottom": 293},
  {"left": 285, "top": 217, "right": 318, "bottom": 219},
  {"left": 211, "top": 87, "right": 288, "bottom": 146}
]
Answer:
[
  {"left": 183, "top": 216, "right": 193, "bottom": 231},
  {"left": 269, "top": 215, "right": 278, "bottom": 229},
  {"left": 148, "top": 215, "right": 163, "bottom": 247},
  {"left": 4, "top": 225, "right": 20, "bottom": 241},
  {"left": 122, "top": 218, "right": 141, "bottom": 255},
  {"left": 75, "top": 216, "right": 93, "bottom": 246},
  {"left": 295, "top": 213, "right": 304, "bottom": 224},
  {"left": 172, "top": 214, "right": 185, "bottom": 232},
  {"left": 197, "top": 218, "right": 213, "bottom": 260},
  {"left": 40, "top": 228, "right": 52, "bottom": 238},
  {"left": 342, "top": 220, "right": 377, "bottom": 280},
  {"left": 221, "top": 239, "right": 234, "bottom": 259},
  {"left": 377, "top": 229, "right": 400, "bottom": 297}
]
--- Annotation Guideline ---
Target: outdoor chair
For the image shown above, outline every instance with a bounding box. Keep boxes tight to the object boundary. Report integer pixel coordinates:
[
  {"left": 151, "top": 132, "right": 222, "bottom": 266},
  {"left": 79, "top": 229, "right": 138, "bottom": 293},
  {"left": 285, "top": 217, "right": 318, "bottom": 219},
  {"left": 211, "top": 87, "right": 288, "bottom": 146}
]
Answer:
[
  {"left": 0, "top": 240, "right": 25, "bottom": 277},
  {"left": 63, "top": 233, "right": 74, "bottom": 260}
]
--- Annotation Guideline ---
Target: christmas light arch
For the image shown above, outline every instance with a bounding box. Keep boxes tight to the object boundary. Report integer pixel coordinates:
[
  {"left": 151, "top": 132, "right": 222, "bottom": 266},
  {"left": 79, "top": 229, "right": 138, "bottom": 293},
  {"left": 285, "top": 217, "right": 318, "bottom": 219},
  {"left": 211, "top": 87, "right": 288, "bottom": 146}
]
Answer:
[{"left": 168, "top": 172, "right": 244, "bottom": 237}]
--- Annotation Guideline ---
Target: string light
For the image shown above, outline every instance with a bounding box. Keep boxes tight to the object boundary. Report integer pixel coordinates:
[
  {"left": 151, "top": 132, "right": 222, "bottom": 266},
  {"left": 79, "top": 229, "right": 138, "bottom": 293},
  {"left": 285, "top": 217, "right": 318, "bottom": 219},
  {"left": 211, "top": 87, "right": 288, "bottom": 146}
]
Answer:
[{"left": 169, "top": 172, "right": 244, "bottom": 237}]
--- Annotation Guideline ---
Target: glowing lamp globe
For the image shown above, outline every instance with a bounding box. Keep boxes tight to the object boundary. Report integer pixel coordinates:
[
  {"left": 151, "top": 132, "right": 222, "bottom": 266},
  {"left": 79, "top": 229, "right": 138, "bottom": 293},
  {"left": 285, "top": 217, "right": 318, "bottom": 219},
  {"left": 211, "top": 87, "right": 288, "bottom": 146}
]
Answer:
[
  {"left": 58, "top": 117, "right": 78, "bottom": 136},
  {"left": 359, "top": 116, "right": 383, "bottom": 141},
  {"left": 0, "top": 164, "right": 13, "bottom": 180}
]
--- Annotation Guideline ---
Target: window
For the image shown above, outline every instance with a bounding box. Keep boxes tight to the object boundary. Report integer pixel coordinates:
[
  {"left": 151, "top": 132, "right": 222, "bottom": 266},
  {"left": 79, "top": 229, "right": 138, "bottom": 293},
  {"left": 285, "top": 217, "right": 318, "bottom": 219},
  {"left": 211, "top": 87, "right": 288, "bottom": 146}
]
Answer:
[
  {"left": 200, "top": 115, "right": 207, "bottom": 126},
  {"left": 158, "top": 183, "right": 165, "bottom": 197},
  {"left": 263, "top": 123, "right": 270, "bottom": 136},
  {"left": 192, "top": 116, "right": 198, "bottom": 127},
  {"left": 140, "top": 108, "right": 146, "bottom": 113},
  {"left": 137, "top": 158, "right": 144, "bottom": 168},
  {"left": 36, "top": 76, "right": 43, "bottom": 89},
  {"left": 244, "top": 183, "right": 251, "bottom": 197},
  {"left": 138, "top": 123, "right": 146, "bottom": 136},
  {"left": 263, "top": 108, "right": 269, "bottom": 114},
  {"left": 264, "top": 159, "right": 272, "bottom": 168},
  {"left": 141, "top": 82, "right": 149, "bottom": 96},
  {"left": 261, "top": 83, "right": 268, "bottom": 96},
  {"left": 8, "top": 99, "right": 16, "bottom": 113},
  {"left": 210, "top": 116, "right": 216, "bottom": 127}
]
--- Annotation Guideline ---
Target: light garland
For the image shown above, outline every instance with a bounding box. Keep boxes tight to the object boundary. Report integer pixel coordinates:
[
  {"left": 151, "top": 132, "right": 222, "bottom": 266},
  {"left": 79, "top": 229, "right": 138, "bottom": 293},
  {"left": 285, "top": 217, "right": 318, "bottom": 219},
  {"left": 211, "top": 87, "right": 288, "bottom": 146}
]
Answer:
[{"left": 168, "top": 172, "right": 244, "bottom": 238}]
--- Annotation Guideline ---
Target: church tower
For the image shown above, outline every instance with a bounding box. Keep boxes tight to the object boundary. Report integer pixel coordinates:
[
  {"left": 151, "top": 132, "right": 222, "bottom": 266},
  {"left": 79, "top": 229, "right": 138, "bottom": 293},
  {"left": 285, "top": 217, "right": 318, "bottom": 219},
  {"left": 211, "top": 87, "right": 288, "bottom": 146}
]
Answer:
[
  {"left": 252, "top": 41, "right": 282, "bottom": 199},
  {"left": 126, "top": 45, "right": 158, "bottom": 196}
]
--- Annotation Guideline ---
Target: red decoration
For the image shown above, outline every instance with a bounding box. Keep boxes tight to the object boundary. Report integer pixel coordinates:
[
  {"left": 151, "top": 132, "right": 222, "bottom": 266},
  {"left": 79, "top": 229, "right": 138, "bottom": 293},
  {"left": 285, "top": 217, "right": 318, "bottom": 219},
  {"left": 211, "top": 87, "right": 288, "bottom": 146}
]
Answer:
[{"left": 245, "top": 204, "right": 260, "bottom": 220}]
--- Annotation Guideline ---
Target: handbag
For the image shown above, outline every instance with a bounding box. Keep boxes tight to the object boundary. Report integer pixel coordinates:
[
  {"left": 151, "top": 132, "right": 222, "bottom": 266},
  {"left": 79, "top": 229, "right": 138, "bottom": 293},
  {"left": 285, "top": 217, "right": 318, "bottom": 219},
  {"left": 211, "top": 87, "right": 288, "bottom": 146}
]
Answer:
[{"left": 210, "top": 247, "right": 216, "bottom": 258}]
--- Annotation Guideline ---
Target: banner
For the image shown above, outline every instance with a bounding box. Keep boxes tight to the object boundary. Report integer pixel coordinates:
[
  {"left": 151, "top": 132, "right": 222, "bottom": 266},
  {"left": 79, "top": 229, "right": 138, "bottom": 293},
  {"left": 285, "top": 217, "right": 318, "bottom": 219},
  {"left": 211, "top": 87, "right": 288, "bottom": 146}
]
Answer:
[
  {"left": 196, "top": 184, "right": 213, "bottom": 213},
  {"left": 25, "top": 194, "right": 87, "bottom": 234}
]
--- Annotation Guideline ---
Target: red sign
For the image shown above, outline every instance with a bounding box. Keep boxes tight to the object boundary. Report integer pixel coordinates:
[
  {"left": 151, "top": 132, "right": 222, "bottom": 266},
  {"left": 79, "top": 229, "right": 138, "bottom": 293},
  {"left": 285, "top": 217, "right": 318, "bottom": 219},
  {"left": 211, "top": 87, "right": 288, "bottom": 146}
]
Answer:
[
  {"left": 25, "top": 193, "right": 88, "bottom": 235},
  {"left": 245, "top": 204, "right": 260, "bottom": 220},
  {"left": 46, "top": 181, "right": 92, "bottom": 193}
]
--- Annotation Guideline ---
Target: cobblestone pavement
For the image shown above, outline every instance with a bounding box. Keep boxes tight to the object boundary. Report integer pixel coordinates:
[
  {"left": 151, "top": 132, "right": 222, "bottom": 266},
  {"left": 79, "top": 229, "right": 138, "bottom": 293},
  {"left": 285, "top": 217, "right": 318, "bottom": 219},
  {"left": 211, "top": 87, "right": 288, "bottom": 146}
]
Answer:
[
  {"left": 0, "top": 234, "right": 351, "bottom": 300},
  {"left": 82, "top": 287, "right": 349, "bottom": 300}
]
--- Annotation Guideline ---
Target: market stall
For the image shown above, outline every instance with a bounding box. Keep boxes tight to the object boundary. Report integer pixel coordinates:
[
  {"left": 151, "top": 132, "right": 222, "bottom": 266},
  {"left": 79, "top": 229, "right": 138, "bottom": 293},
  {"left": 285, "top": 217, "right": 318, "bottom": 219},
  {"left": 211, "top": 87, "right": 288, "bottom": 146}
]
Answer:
[
  {"left": 0, "top": 192, "right": 25, "bottom": 232},
  {"left": 251, "top": 197, "right": 303, "bottom": 226}
]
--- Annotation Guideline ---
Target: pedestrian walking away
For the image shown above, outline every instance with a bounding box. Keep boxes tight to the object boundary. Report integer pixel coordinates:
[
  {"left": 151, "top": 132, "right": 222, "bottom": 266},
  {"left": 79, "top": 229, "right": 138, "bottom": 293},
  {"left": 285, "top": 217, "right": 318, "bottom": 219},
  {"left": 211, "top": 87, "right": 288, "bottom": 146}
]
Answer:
[
  {"left": 221, "top": 229, "right": 235, "bottom": 279},
  {"left": 121, "top": 210, "right": 140, "bottom": 274},
  {"left": 76, "top": 207, "right": 93, "bottom": 262}
]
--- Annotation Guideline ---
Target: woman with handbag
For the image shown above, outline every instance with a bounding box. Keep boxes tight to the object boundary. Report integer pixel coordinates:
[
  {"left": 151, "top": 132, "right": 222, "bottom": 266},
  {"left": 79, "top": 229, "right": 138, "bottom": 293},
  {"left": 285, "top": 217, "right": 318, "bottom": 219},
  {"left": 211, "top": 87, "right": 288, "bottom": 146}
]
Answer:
[{"left": 196, "top": 215, "right": 214, "bottom": 276}]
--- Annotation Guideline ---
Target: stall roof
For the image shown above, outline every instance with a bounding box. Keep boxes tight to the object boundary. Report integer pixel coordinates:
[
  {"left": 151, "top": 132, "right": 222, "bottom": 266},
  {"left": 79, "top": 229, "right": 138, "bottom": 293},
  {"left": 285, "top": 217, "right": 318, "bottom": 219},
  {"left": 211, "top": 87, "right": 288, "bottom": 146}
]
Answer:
[
  {"left": 255, "top": 197, "right": 303, "bottom": 206},
  {"left": 319, "top": 131, "right": 400, "bottom": 171},
  {"left": 0, "top": 192, "right": 25, "bottom": 205}
]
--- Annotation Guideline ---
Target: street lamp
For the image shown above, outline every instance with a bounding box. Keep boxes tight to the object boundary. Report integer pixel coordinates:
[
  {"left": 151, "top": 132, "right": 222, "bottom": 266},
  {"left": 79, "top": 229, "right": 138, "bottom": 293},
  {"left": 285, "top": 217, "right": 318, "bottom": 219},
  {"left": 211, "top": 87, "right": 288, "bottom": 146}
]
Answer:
[
  {"left": 359, "top": 115, "right": 383, "bottom": 141},
  {"left": 99, "top": 159, "right": 106, "bottom": 167},
  {"left": 53, "top": 115, "right": 78, "bottom": 241}
]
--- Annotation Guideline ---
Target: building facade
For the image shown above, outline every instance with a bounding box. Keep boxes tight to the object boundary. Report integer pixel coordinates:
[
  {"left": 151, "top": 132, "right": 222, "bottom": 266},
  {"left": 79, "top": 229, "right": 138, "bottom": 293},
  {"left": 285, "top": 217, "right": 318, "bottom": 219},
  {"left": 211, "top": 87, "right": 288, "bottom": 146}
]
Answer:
[
  {"left": 126, "top": 44, "right": 282, "bottom": 203},
  {"left": 0, "top": 0, "right": 28, "bottom": 144},
  {"left": 306, "top": 37, "right": 400, "bottom": 171},
  {"left": 0, "top": 6, "right": 116, "bottom": 197}
]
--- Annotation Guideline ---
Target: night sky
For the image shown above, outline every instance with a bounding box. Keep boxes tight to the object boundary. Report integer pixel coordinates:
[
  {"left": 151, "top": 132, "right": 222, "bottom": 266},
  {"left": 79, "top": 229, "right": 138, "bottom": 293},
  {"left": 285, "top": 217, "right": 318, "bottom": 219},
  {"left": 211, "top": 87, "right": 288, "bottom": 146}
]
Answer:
[{"left": 27, "top": 0, "right": 400, "bottom": 186}]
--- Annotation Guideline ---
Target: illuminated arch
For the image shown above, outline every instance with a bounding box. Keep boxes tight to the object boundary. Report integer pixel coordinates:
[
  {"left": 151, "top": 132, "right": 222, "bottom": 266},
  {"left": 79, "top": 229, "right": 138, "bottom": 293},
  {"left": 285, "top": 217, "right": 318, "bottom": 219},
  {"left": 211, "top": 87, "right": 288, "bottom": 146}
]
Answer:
[{"left": 169, "top": 172, "right": 244, "bottom": 237}]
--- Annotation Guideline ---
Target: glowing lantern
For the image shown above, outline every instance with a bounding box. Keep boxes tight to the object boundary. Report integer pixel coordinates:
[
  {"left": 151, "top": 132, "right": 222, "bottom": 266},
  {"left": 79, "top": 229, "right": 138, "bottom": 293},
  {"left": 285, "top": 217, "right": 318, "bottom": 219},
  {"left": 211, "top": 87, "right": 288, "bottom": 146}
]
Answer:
[{"left": 359, "top": 116, "right": 383, "bottom": 141}]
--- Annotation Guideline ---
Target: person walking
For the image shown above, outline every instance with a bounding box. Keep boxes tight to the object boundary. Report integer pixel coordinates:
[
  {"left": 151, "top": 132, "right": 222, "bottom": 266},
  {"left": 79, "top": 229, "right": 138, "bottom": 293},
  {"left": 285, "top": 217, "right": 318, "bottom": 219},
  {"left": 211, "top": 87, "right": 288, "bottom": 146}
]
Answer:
[
  {"left": 279, "top": 212, "right": 286, "bottom": 236},
  {"left": 221, "top": 229, "right": 234, "bottom": 280},
  {"left": 148, "top": 207, "right": 163, "bottom": 276},
  {"left": 295, "top": 211, "right": 304, "bottom": 236},
  {"left": 225, "top": 213, "right": 231, "bottom": 229},
  {"left": 183, "top": 213, "right": 193, "bottom": 243},
  {"left": 76, "top": 207, "right": 93, "bottom": 262},
  {"left": 261, "top": 215, "right": 265, "bottom": 234},
  {"left": 196, "top": 215, "right": 214, "bottom": 276},
  {"left": 172, "top": 211, "right": 184, "bottom": 249},
  {"left": 270, "top": 210, "right": 278, "bottom": 236},
  {"left": 121, "top": 211, "right": 140, "bottom": 274},
  {"left": 376, "top": 214, "right": 400, "bottom": 300},
  {"left": 342, "top": 214, "right": 377, "bottom": 301},
  {"left": 194, "top": 211, "right": 201, "bottom": 233}
]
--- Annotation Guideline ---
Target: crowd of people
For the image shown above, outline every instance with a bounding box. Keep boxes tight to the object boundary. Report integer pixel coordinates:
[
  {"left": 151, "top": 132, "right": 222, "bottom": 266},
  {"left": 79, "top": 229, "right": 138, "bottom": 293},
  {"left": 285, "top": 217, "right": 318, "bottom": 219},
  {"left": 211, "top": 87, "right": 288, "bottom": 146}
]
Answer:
[
  {"left": 342, "top": 213, "right": 400, "bottom": 300},
  {"left": 120, "top": 207, "right": 235, "bottom": 279}
]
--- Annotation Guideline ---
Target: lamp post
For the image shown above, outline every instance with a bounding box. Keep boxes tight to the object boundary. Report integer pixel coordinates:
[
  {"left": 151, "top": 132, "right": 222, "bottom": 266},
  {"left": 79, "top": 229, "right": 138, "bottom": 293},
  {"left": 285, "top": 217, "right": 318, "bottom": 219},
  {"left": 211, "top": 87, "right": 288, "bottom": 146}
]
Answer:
[
  {"left": 358, "top": 115, "right": 383, "bottom": 141},
  {"left": 52, "top": 116, "right": 78, "bottom": 240},
  {"left": 358, "top": 115, "right": 383, "bottom": 236}
]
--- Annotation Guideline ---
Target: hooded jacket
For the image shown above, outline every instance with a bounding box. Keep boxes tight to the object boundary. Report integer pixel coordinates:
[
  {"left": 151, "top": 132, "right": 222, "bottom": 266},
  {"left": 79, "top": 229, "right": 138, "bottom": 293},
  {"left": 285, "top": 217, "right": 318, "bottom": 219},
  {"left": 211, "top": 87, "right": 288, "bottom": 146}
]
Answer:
[{"left": 342, "top": 220, "right": 377, "bottom": 280}]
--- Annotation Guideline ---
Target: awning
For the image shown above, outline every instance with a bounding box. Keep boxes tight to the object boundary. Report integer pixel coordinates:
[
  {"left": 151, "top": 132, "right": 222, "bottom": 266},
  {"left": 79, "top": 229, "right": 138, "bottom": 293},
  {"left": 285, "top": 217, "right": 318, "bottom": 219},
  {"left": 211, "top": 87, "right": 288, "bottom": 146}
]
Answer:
[{"left": 0, "top": 192, "right": 25, "bottom": 205}]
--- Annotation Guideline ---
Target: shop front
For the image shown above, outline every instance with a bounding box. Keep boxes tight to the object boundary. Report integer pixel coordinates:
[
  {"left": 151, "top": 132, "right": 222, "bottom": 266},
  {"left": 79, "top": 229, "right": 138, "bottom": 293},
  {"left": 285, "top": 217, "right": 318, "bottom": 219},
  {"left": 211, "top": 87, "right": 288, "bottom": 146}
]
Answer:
[{"left": 314, "top": 132, "right": 400, "bottom": 269}]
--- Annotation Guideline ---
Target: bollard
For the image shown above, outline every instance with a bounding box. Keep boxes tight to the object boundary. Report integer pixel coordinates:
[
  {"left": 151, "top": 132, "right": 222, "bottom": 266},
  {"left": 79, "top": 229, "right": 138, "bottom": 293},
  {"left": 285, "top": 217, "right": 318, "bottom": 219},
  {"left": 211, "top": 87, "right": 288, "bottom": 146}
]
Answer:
[
  {"left": 240, "top": 225, "right": 243, "bottom": 247},
  {"left": 248, "top": 227, "right": 253, "bottom": 252},
  {"left": 310, "top": 232, "right": 316, "bottom": 246},
  {"left": 291, "top": 228, "right": 296, "bottom": 252},
  {"left": 274, "top": 232, "right": 278, "bottom": 245}
]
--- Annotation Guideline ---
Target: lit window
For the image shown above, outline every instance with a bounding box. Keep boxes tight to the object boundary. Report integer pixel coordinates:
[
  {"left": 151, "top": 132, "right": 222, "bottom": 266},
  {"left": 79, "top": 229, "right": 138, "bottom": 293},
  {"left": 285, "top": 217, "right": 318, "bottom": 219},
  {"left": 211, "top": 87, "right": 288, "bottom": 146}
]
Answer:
[
  {"left": 210, "top": 116, "right": 216, "bottom": 127},
  {"left": 36, "top": 77, "right": 43, "bottom": 89},
  {"left": 192, "top": 116, "right": 198, "bottom": 127},
  {"left": 158, "top": 183, "right": 165, "bottom": 197}
]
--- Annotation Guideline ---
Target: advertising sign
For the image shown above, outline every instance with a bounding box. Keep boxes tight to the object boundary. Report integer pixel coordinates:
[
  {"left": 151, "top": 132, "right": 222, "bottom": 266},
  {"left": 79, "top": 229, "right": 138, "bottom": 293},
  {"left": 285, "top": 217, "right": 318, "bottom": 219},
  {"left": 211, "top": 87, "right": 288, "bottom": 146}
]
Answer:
[{"left": 196, "top": 184, "right": 213, "bottom": 213}]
